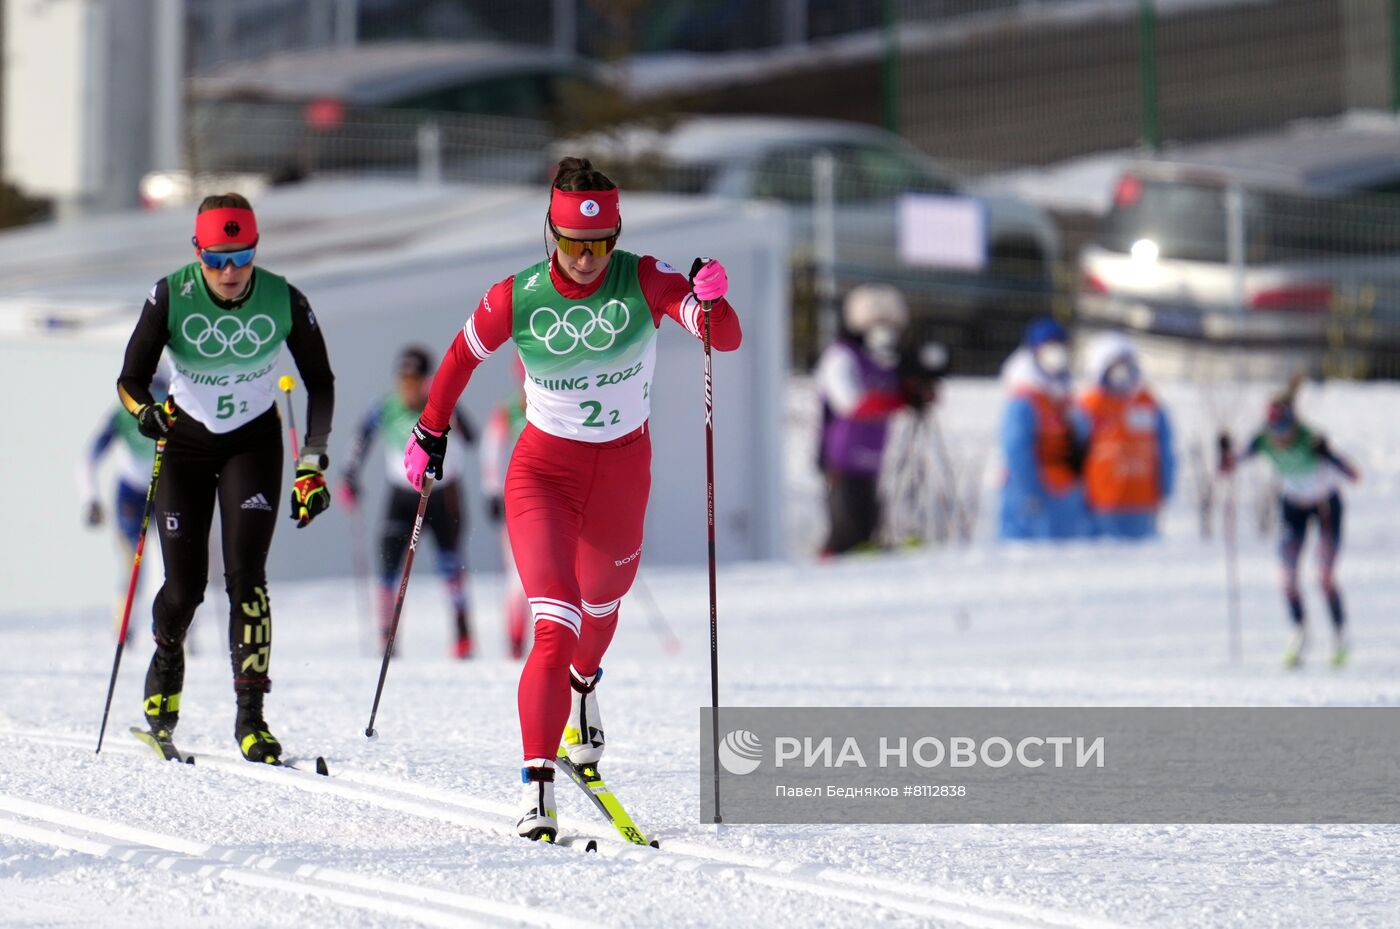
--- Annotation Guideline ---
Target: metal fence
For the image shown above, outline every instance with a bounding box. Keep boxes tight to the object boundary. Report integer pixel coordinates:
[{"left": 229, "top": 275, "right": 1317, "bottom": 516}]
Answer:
[
  {"left": 184, "top": 0, "right": 1099, "bottom": 73},
  {"left": 894, "top": 0, "right": 1390, "bottom": 168},
  {"left": 185, "top": 102, "right": 555, "bottom": 185}
]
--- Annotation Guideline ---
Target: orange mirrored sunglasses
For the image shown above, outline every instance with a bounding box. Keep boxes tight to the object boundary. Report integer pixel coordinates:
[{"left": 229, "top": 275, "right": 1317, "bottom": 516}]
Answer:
[{"left": 549, "top": 219, "right": 619, "bottom": 258}]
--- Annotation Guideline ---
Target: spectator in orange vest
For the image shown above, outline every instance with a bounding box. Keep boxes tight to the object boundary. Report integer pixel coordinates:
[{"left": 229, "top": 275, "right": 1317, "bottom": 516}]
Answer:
[
  {"left": 998, "top": 318, "right": 1091, "bottom": 540},
  {"left": 1076, "top": 333, "right": 1174, "bottom": 539}
]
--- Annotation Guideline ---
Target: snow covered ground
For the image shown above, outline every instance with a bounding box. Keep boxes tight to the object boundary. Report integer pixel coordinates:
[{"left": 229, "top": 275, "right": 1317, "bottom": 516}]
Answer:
[{"left": 3, "top": 376, "right": 1398, "bottom": 928}]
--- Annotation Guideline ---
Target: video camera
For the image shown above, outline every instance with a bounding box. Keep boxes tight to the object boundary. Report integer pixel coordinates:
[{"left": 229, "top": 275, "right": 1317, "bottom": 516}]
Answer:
[{"left": 897, "top": 341, "right": 950, "bottom": 410}]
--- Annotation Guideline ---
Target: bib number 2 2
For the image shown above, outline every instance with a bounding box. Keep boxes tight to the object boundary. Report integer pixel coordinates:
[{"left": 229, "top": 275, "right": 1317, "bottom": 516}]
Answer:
[{"left": 579, "top": 400, "right": 620, "bottom": 428}]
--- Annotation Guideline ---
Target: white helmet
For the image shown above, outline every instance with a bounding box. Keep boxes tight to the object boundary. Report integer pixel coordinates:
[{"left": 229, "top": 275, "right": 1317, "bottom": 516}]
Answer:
[{"left": 843, "top": 284, "right": 908, "bottom": 334}]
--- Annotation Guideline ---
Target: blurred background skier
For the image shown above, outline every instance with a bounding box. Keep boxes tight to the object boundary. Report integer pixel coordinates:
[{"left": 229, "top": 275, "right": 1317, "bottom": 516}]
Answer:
[
  {"left": 814, "top": 284, "right": 910, "bottom": 555},
  {"left": 1221, "top": 378, "right": 1360, "bottom": 668},
  {"left": 340, "top": 346, "right": 479, "bottom": 659},
  {"left": 1076, "top": 333, "right": 1174, "bottom": 539},
  {"left": 78, "top": 371, "right": 169, "bottom": 642},
  {"left": 482, "top": 354, "right": 531, "bottom": 659},
  {"left": 998, "top": 317, "right": 1090, "bottom": 540}
]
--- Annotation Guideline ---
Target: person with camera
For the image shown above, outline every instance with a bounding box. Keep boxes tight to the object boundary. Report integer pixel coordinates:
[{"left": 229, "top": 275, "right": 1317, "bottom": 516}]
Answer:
[{"left": 814, "top": 284, "right": 911, "bottom": 555}]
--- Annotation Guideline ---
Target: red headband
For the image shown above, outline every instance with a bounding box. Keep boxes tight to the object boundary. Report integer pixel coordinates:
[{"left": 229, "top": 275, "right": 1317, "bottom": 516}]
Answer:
[
  {"left": 195, "top": 208, "right": 259, "bottom": 249},
  {"left": 549, "top": 188, "right": 620, "bottom": 231}
]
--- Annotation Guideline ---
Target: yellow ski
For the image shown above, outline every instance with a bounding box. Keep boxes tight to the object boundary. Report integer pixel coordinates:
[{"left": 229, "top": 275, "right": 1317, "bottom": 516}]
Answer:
[
  {"left": 555, "top": 749, "right": 657, "bottom": 847},
  {"left": 129, "top": 726, "right": 193, "bottom": 764}
]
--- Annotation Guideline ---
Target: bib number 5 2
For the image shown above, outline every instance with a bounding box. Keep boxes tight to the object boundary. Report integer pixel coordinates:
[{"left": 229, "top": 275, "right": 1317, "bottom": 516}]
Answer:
[{"left": 216, "top": 394, "right": 249, "bottom": 420}]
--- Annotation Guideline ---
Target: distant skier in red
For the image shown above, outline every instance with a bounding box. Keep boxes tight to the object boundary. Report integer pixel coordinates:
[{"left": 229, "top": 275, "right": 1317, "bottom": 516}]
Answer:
[{"left": 403, "top": 158, "right": 743, "bottom": 841}]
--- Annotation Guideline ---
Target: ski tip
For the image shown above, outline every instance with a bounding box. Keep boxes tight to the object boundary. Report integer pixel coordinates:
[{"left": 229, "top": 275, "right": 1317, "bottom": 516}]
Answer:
[
  {"left": 648, "top": 839, "right": 660, "bottom": 849},
  {"left": 185, "top": 756, "right": 195, "bottom": 766},
  {"left": 586, "top": 839, "right": 599, "bottom": 853},
  {"left": 315, "top": 756, "right": 329, "bottom": 776}
]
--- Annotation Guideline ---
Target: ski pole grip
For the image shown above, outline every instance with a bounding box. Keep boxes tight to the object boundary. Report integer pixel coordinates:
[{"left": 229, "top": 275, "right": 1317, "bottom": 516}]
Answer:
[
  {"left": 279, "top": 376, "right": 300, "bottom": 459},
  {"left": 690, "top": 257, "right": 714, "bottom": 312}
]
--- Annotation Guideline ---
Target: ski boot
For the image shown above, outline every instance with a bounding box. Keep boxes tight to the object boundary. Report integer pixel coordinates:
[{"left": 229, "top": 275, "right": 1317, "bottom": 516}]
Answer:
[
  {"left": 138, "top": 641, "right": 186, "bottom": 757},
  {"left": 562, "top": 667, "right": 604, "bottom": 765},
  {"left": 234, "top": 693, "right": 283, "bottom": 764},
  {"left": 1283, "top": 628, "right": 1306, "bottom": 669},
  {"left": 452, "top": 607, "right": 473, "bottom": 660},
  {"left": 452, "top": 605, "right": 474, "bottom": 660},
  {"left": 516, "top": 762, "right": 557, "bottom": 842},
  {"left": 1330, "top": 635, "right": 1350, "bottom": 669}
]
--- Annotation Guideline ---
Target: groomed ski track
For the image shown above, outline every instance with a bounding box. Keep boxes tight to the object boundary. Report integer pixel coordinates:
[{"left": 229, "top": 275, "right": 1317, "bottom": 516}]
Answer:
[{"left": 0, "top": 728, "right": 1137, "bottom": 929}]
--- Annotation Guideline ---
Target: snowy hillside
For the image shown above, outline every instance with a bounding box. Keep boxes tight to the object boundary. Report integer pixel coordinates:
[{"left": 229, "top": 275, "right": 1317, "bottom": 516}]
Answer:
[{"left": 3, "top": 377, "right": 1398, "bottom": 929}]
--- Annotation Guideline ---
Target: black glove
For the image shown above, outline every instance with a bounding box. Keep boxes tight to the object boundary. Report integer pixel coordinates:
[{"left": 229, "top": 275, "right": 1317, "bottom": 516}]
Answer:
[
  {"left": 1066, "top": 434, "right": 1089, "bottom": 477},
  {"left": 488, "top": 494, "right": 505, "bottom": 523},
  {"left": 85, "top": 500, "right": 104, "bottom": 527},
  {"left": 290, "top": 452, "right": 331, "bottom": 528},
  {"left": 134, "top": 401, "right": 174, "bottom": 439}
]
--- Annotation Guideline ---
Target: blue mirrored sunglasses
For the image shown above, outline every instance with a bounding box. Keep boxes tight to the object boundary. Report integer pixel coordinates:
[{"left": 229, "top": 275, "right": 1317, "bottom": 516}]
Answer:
[{"left": 197, "top": 246, "right": 256, "bottom": 270}]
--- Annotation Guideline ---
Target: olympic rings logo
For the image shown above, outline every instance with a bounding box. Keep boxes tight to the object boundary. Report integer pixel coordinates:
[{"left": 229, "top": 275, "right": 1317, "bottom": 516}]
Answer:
[
  {"left": 181, "top": 312, "right": 277, "bottom": 359},
  {"left": 529, "top": 300, "right": 630, "bottom": 355}
]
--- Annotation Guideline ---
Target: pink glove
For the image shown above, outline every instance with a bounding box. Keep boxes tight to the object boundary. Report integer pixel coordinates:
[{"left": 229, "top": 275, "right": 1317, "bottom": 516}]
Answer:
[
  {"left": 333, "top": 479, "right": 359, "bottom": 510},
  {"left": 690, "top": 258, "right": 728, "bottom": 303},
  {"left": 403, "top": 421, "right": 448, "bottom": 493}
]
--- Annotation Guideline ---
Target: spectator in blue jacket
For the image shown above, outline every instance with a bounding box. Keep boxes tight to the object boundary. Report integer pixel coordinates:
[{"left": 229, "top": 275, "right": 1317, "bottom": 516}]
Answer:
[{"left": 998, "top": 318, "right": 1091, "bottom": 540}]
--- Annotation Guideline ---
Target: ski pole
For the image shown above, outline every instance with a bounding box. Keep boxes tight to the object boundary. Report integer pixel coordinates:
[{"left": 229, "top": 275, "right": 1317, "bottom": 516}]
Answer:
[
  {"left": 278, "top": 375, "right": 300, "bottom": 458},
  {"left": 1218, "top": 432, "right": 1243, "bottom": 664},
  {"left": 348, "top": 498, "right": 374, "bottom": 657},
  {"left": 364, "top": 476, "right": 434, "bottom": 738},
  {"left": 632, "top": 571, "right": 682, "bottom": 655},
  {"left": 701, "top": 293, "right": 722, "bottom": 823},
  {"left": 96, "top": 417, "right": 170, "bottom": 754}
]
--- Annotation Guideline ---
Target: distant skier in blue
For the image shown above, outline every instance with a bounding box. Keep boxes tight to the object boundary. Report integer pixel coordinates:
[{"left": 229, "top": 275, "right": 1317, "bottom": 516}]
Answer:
[{"left": 1221, "top": 381, "right": 1360, "bottom": 668}]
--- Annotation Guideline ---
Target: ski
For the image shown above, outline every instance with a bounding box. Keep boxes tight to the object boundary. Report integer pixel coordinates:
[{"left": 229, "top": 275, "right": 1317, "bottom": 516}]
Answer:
[
  {"left": 129, "top": 726, "right": 194, "bottom": 764},
  {"left": 128, "top": 728, "right": 329, "bottom": 776},
  {"left": 192, "top": 753, "right": 331, "bottom": 776},
  {"left": 555, "top": 749, "right": 658, "bottom": 848},
  {"left": 265, "top": 755, "right": 331, "bottom": 776}
]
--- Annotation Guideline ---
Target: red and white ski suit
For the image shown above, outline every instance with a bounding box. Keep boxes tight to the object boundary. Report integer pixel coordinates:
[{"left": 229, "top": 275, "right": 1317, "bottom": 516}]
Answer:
[{"left": 419, "top": 254, "right": 742, "bottom": 760}]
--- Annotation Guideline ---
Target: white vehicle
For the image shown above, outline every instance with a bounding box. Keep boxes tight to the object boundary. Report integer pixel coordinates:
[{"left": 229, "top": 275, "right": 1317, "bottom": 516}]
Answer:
[{"left": 1078, "top": 120, "right": 1400, "bottom": 376}]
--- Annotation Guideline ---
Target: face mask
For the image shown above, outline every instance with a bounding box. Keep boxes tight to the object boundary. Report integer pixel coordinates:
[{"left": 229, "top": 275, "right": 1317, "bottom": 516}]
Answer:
[
  {"left": 1034, "top": 342, "right": 1069, "bottom": 377},
  {"left": 1105, "top": 359, "right": 1137, "bottom": 392},
  {"left": 866, "top": 324, "right": 900, "bottom": 362}
]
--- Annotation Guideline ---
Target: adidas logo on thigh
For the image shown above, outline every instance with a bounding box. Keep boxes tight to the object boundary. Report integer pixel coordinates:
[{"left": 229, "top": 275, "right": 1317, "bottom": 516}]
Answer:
[{"left": 241, "top": 493, "right": 273, "bottom": 511}]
